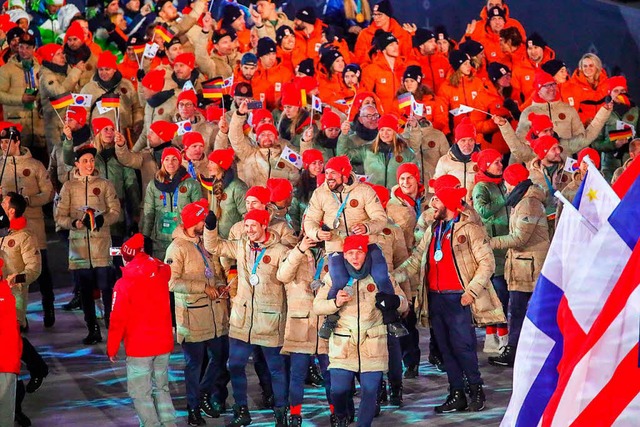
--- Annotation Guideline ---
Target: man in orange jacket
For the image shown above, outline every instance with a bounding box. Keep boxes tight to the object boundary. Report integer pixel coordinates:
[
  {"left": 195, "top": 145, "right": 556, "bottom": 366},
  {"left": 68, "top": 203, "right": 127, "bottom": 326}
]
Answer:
[
  {"left": 353, "top": 0, "right": 412, "bottom": 65},
  {"left": 251, "top": 37, "right": 293, "bottom": 110},
  {"left": 511, "top": 33, "right": 555, "bottom": 102},
  {"left": 409, "top": 28, "right": 450, "bottom": 93},
  {"left": 361, "top": 31, "right": 405, "bottom": 115},
  {"left": 293, "top": 7, "right": 325, "bottom": 65}
]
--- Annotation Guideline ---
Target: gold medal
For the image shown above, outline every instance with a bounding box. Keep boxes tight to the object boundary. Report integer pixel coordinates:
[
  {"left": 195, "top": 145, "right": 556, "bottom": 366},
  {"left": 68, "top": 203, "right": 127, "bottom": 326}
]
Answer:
[{"left": 356, "top": 13, "right": 364, "bottom": 23}]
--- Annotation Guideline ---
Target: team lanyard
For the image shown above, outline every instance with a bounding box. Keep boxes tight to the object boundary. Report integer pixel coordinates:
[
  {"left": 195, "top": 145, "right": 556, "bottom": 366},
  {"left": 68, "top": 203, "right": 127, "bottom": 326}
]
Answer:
[
  {"left": 435, "top": 220, "right": 454, "bottom": 253},
  {"left": 162, "top": 186, "right": 179, "bottom": 209},
  {"left": 314, "top": 257, "right": 325, "bottom": 281},
  {"left": 252, "top": 248, "right": 267, "bottom": 275},
  {"left": 331, "top": 192, "right": 351, "bottom": 225}
]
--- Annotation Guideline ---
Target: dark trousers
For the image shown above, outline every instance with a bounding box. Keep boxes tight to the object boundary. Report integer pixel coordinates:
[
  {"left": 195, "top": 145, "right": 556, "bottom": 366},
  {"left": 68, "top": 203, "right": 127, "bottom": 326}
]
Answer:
[
  {"left": 75, "top": 267, "right": 114, "bottom": 328},
  {"left": 331, "top": 369, "right": 381, "bottom": 427},
  {"left": 327, "top": 245, "right": 393, "bottom": 298},
  {"left": 21, "top": 337, "right": 48, "bottom": 378},
  {"left": 386, "top": 336, "right": 402, "bottom": 387},
  {"left": 492, "top": 275, "right": 509, "bottom": 329},
  {"left": 289, "top": 353, "right": 331, "bottom": 407},
  {"left": 38, "top": 250, "right": 55, "bottom": 308},
  {"left": 429, "top": 327, "right": 442, "bottom": 359},
  {"left": 400, "top": 302, "right": 421, "bottom": 368},
  {"left": 228, "top": 338, "right": 288, "bottom": 408},
  {"left": 429, "top": 292, "right": 482, "bottom": 391},
  {"left": 182, "top": 335, "right": 230, "bottom": 409},
  {"left": 253, "top": 346, "right": 273, "bottom": 396},
  {"left": 508, "top": 291, "right": 532, "bottom": 347}
]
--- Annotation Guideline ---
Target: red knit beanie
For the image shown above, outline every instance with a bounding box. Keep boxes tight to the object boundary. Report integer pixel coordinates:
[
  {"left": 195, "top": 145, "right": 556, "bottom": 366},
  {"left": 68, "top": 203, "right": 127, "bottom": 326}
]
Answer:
[
  {"left": 369, "top": 184, "right": 390, "bottom": 209},
  {"left": 245, "top": 186, "right": 270, "bottom": 204},
  {"left": 503, "top": 164, "right": 530, "bottom": 186},
  {"left": 343, "top": 234, "right": 369, "bottom": 253},
  {"left": 121, "top": 233, "right": 144, "bottom": 262},
  {"left": 177, "top": 90, "right": 197, "bottom": 106},
  {"left": 325, "top": 155, "right": 352, "bottom": 177},
  {"left": 577, "top": 147, "right": 600, "bottom": 169},
  {"left": 255, "top": 123, "right": 279, "bottom": 139},
  {"left": 531, "top": 135, "right": 559, "bottom": 160},
  {"left": 429, "top": 174, "right": 461, "bottom": 193},
  {"left": 244, "top": 209, "right": 270, "bottom": 227},
  {"left": 454, "top": 117, "right": 476, "bottom": 143},
  {"left": 471, "top": 149, "right": 502, "bottom": 172},
  {"left": 267, "top": 178, "right": 293, "bottom": 203},
  {"left": 97, "top": 51, "right": 117, "bottom": 69},
  {"left": 378, "top": 114, "right": 398, "bottom": 131},
  {"left": 607, "top": 76, "right": 627, "bottom": 94},
  {"left": 302, "top": 149, "right": 324, "bottom": 169},
  {"left": 161, "top": 146, "right": 182, "bottom": 163},
  {"left": 67, "top": 107, "right": 87, "bottom": 127},
  {"left": 150, "top": 121, "right": 178, "bottom": 142},
  {"left": 208, "top": 148, "right": 235, "bottom": 170},
  {"left": 396, "top": 163, "right": 420, "bottom": 183},
  {"left": 92, "top": 117, "right": 114, "bottom": 135},
  {"left": 181, "top": 199, "right": 208, "bottom": 229},
  {"left": 434, "top": 187, "right": 467, "bottom": 212},
  {"left": 182, "top": 132, "right": 204, "bottom": 149},
  {"left": 321, "top": 110, "right": 341, "bottom": 130}
]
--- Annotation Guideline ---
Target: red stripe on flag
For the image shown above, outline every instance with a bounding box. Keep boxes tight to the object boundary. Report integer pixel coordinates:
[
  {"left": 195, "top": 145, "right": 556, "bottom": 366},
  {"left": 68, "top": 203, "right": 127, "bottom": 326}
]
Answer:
[
  {"left": 541, "top": 240, "right": 640, "bottom": 426},
  {"left": 612, "top": 156, "right": 640, "bottom": 198},
  {"left": 569, "top": 343, "right": 640, "bottom": 426}
]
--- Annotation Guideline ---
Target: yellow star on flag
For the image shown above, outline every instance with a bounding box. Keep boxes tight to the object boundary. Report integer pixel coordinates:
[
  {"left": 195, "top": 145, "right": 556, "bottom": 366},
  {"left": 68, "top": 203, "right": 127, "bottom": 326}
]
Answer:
[{"left": 587, "top": 188, "right": 598, "bottom": 201}]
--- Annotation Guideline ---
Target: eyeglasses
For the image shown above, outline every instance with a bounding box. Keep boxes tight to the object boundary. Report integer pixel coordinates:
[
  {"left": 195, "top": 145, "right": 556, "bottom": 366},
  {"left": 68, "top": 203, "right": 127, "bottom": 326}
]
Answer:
[
  {"left": 178, "top": 102, "right": 194, "bottom": 108},
  {"left": 362, "top": 114, "right": 380, "bottom": 120},
  {"left": 541, "top": 83, "right": 557, "bottom": 89}
]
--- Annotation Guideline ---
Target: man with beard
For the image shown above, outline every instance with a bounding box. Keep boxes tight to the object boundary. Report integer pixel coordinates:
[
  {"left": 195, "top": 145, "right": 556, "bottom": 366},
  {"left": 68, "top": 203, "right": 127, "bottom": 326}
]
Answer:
[
  {"left": 292, "top": 7, "right": 325, "bottom": 65},
  {"left": 526, "top": 135, "right": 569, "bottom": 236},
  {"left": 198, "top": 13, "right": 241, "bottom": 79},
  {"left": 434, "top": 117, "right": 480, "bottom": 196},
  {"left": 409, "top": 28, "right": 449, "bottom": 93},
  {"left": 234, "top": 53, "right": 258, "bottom": 86},
  {"left": 154, "top": 0, "right": 207, "bottom": 45},
  {"left": 132, "top": 69, "right": 177, "bottom": 152},
  {"left": 63, "top": 21, "right": 98, "bottom": 88},
  {"left": 393, "top": 185, "right": 503, "bottom": 414},
  {"left": 592, "top": 76, "right": 639, "bottom": 182},
  {"left": 82, "top": 51, "right": 143, "bottom": 143},
  {"left": 38, "top": 43, "right": 84, "bottom": 147},
  {"left": 511, "top": 33, "right": 555, "bottom": 103},
  {"left": 338, "top": 103, "right": 380, "bottom": 174},
  {"left": 166, "top": 53, "right": 204, "bottom": 93},
  {"left": 0, "top": 32, "right": 45, "bottom": 159},
  {"left": 361, "top": 31, "right": 405, "bottom": 115}
]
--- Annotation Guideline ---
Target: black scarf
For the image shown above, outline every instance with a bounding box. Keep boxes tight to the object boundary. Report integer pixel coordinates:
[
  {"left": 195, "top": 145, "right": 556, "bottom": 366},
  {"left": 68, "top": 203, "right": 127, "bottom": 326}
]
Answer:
[
  {"left": 353, "top": 120, "right": 378, "bottom": 141},
  {"left": 72, "top": 125, "right": 92, "bottom": 146},
  {"left": 154, "top": 167, "right": 188, "bottom": 193},
  {"left": 100, "top": 147, "right": 116, "bottom": 163},
  {"left": 152, "top": 141, "right": 173, "bottom": 165},
  {"left": 613, "top": 100, "right": 636, "bottom": 118},
  {"left": 171, "top": 68, "right": 200, "bottom": 89},
  {"left": 64, "top": 44, "right": 92, "bottom": 66},
  {"left": 317, "top": 132, "right": 338, "bottom": 151},
  {"left": 344, "top": 251, "right": 372, "bottom": 280},
  {"left": 505, "top": 179, "right": 533, "bottom": 207},
  {"left": 377, "top": 141, "right": 393, "bottom": 155},
  {"left": 94, "top": 70, "right": 123, "bottom": 92},
  {"left": 278, "top": 109, "right": 309, "bottom": 142},
  {"left": 147, "top": 89, "right": 175, "bottom": 108},
  {"left": 451, "top": 144, "right": 479, "bottom": 163},
  {"left": 42, "top": 60, "right": 68, "bottom": 75}
]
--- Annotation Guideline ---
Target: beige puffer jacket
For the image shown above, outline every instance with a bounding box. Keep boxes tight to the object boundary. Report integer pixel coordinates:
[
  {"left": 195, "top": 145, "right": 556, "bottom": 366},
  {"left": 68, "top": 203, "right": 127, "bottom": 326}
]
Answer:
[
  {"left": 434, "top": 149, "right": 478, "bottom": 196},
  {"left": 304, "top": 174, "right": 388, "bottom": 253},
  {"left": 414, "top": 204, "right": 483, "bottom": 246},
  {"left": 406, "top": 125, "right": 450, "bottom": 184},
  {"left": 0, "top": 148, "right": 54, "bottom": 249},
  {"left": 204, "top": 227, "right": 289, "bottom": 347},
  {"left": 165, "top": 225, "right": 229, "bottom": 343},
  {"left": 228, "top": 111, "right": 300, "bottom": 188},
  {"left": 0, "top": 57, "right": 45, "bottom": 141},
  {"left": 115, "top": 142, "right": 162, "bottom": 205},
  {"left": 132, "top": 90, "right": 178, "bottom": 152},
  {"left": 276, "top": 246, "right": 329, "bottom": 355},
  {"left": 527, "top": 158, "right": 570, "bottom": 215},
  {"left": 394, "top": 211, "right": 505, "bottom": 327},
  {"left": 313, "top": 272, "right": 408, "bottom": 373},
  {"left": 491, "top": 185, "right": 550, "bottom": 292},
  {"left": 500, "top": 102, "right": 611, "bottom": 164},
  {"left": 193, "top": 33, "right": 240, "bottom": 79},
  {"left": 370, "top": 220, "right": 411, "bottom": 297},
  {"left": 0, "top": 227, "right": 41, "bottom": 327},
  {"left": 255, "top": 12, "right": 295, "bottom": 42},
  {"left": 81, "top": 77, "right": 143, "bottom": 135},
  {"left": 38, "top": 64, "right": 83, "bottom": 146},
  {"left": 54, "top": 169, "right": 121, "bottom": 269},
  {"left": 386, "top": 186, "right": 428, "bottom": 250}
]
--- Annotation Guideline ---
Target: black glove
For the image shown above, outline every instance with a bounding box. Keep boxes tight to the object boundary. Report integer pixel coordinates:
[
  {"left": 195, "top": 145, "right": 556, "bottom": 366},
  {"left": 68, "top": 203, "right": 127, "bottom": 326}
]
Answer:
[
  {"left": 503, "top": 98, "right": 521, "bottom": 121},
  {"left": 204, "top": 210, "right": 217, "bottom": 231},
  {"left": 143, "top": 235, "right": 153, "bottom": 255},
  {"left": 82, "top": 212, "right": 104, "bottom": 231},
  {"left": 375, "top": 292, "right": 401, "bottom": 312},
  {"left": 136, "top": 69, "right": 146, "bottom": 82}
]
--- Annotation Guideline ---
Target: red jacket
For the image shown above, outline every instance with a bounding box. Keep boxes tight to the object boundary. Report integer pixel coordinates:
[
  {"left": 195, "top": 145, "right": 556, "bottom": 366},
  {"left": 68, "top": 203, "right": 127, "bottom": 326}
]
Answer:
[
  {"left": 107, "top": 253, "right": 174, "bottom": 358},
  {"left": 0, "top": 280, "right": 21, "bottom": 374},
  {"left": 408, "top": 48, "right": 450, "bottom": 93},
  {"left": 361, "top": 53, "right": 406, "bottom": 115}
]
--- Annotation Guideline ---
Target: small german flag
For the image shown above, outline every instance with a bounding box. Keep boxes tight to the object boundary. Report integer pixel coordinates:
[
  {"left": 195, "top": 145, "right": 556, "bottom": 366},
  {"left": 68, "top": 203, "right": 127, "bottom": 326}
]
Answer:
[
  {"left": 133, "top": 44, "right": 146, "bottom": 55},
  {"left": 610, "top": 128, "right": 634, "bottom": 141},
  {"left": 154, "top": 25, "right": 174, "bottom": 43},
  {"left": 203, "top": 76, "right": 224, "bottom": 88},
  {"left": 198, "top": 174, "right": 214, "bottom": 192},
  {"left": 50, "top": 93, "right": 73, "bottom": 110},
  {"left": 102, "top": 96, "right": 121, "bottom": 109},
  {"left": 85, "top": 208, "right": 97, "bottom": 231},
  {"left": 203, "top": 87, "right": 224, "bottom": 99}
]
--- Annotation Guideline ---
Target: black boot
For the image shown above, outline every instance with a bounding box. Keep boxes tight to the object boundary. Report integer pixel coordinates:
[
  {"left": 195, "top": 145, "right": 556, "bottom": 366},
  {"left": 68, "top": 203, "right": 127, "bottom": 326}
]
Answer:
[
  {"left": 382, "top": 310, "right": 409, "bottom": 338},
  {"left": 468, "top": 384, "right": 486, "bottom": 412},
  {"left": 434, "top": 390, "right": 468, "bottom": 414},
  {"left": 43, "top": 303, "right": 55, "bottom": 328},
  {"left": 428, "top": 353, "right": 444, "bottom": 372},
  {"left": 305, "top": 361, "right": 324, "bottom": 387},
  {"left": 187, "top": 406, "right": 206, "bottom": 426},
  {"left": 330, "top": 413, "right": 339, "bottom": 427},
  {"left": 20, "top": 318, "right": 29, "bottom": 333},
  {"left": 82, "top": 323, "right": 102, "bottom": 345},
  {"left": 260, "top": 391, "right": 275, "bottom": 409},
  {"left": 404, "top": 365, "right": 419, "bottom": 379},
  {"left": 274, "top": 407, "right": 288, "bottom": 427},
  {"left": 488, "top": 345, "right": 516, "bottom": 367},
  {"left": 289, "top": 414, "right": 302, "bottom": 427},
  {"left": 211, "top": 400, "right": 226, "bottom": 415},
  {"left": 389, "top": 383, "right": 403, "bottom": 407},
  {"left": 334, "top": 416, "right": 349, "bottom": 427},
  {"left": 226, "top": 404, "right": 251, "bottom": 427},
  {"left": 318, "top": 314, "right": 340, "bottom": 339},
  {"left": 377, "top": 379, "right": 388, "bottom": 404},
  {"left": 200, "top": 393, "right": 220, "bottom": 418},
  {"left": 62, "top": 293, "right": 81, "bottom": 311},
  {"left": 14, "top": 411, "right": 32, "bottom": 427}
]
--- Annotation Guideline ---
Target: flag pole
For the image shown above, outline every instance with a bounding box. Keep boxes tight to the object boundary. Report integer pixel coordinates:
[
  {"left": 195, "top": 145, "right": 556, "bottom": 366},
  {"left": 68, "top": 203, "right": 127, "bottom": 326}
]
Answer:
[{"left": 554, "top": 190, "right": 598, "bottom": 234}]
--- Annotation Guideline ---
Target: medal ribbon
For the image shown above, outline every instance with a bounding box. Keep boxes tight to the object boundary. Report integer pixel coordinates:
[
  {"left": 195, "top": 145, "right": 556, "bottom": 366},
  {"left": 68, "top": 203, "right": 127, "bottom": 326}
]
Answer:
[
  {"left": 314, "top": 256, "right": 325, "bottom": 280},
  {"left": 192, "top": 242, "right": 212, "bottom": 277},
  {"left": 252, "top": 247, "right": 267, "bottom": 275},
  {"left": 331, "top": 192, "right": 351, "bottom": 226},
  {"left": 162, "top": 186, "right": 179, "bottom": 208},
  {"left": 435, "top": 219, "right": 454, "bottom": 254}
]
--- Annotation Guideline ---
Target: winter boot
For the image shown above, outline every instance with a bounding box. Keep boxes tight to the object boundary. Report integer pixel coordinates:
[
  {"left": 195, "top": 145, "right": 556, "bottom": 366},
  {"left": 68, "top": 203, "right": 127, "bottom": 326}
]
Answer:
[
  {"left": 403, "top": 364, "right": 419, "bottom": 379},
  {"left": 226, "top": 404, "right": 251, "bottom": 427},
  {"left": 382, "top": 310, "right": 409, "bottom": 338},
  {"left": 289, "top": 414, "right": 302, "bottom": 427},
  {"left": 187, "top": 406, "right": 206, "bottom": 426},
  {"left": 377, "top": 379, "right": 388, "bottom": 404},
  {"left": 318, "top": 314, "right": 340, "bottom": 339},
  {"left": 260, "top": 391, "right": 275, "bottom": 409},
  {"left": 82, "top": 323, "right": 102, "bottom": 345},
  {"left": 335, "top": 416, "right": 349, "bottom": 427},
  {"left": 305, "top": 361, "right": 324, "bottom": 387},
  {"left": 428, "top": 353, "right": 444, "bottom": 371},
  {"left": 43, "top": 301, "right": 55, "bottom": 328},
  {"left": 389, "top": 383, "right": 403, "bottom": 406},
  {"left": 200, "top": 393, "right": 220, "bottom": 418},
  {"left": 62, "top": 292, "right": 81, "bottom": 311},
  {"left": 488, "top": 345, "right": 516, "bottom": 367},
  {"left": 211, "top": 400, "right": 226, "bottom": 415},
  {"left": 468, "top": 384, "right": 486, "bottom": 412},
  {"left": 274, "top": 407, "right": 288, "bottom": 427},
  {"left": 434, "top": 389, "right": 468, "bottom": 413}
]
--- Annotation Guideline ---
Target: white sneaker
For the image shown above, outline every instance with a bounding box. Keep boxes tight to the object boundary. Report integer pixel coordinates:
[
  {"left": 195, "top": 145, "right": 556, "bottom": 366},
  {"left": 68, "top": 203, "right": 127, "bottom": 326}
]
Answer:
[
  {"left": 497, "top": 334, "right": 509, "bottom": 352},
  {"left": 95, "top": 299, "right": 104, "bottom": 319},
  {"left": 483, "top": 333, "right": 499, "bottom": 353}
]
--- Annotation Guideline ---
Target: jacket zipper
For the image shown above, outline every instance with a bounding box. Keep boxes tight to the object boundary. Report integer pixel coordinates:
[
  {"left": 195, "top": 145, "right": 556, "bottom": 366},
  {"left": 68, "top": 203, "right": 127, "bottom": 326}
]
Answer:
[
  {"left": 356, "top": 279, "right": 361, "bottom": 373},
  {"left": 450, "top": 223, "right": 465, "bottom": 293},
  {"left": 248, "top": 249, "right": 256, "bottom": 343}
]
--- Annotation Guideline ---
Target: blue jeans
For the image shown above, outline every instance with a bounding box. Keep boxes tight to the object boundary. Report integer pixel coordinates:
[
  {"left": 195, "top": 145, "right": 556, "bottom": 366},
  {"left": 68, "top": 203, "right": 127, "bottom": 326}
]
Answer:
[
  {"left": 386, "top": 336, "right": 402, "bottom": 386},
  {"left": 289, "top": 353, "right": 331, "bottom": 407},
  {"left": 508, "top": 291, "right": 532, "bottom": 347},
  {"left": 331, "top": 369, "right": 382, "bottom": 426},
  {"left": 428, "top": 292, "right": 482, "bottom": 391},
  {"left": 181, "top": 336, "right": 230, "bottom": 409},
  {"left": 491, "top": 275, "right": 509, "bottom": 328},
  {"left": 327, "top": 244, "right": 393, "bottom": 298},
  {"left": 126, "top": 353, "right": 177, "bottom": 426},
  {"left": 228, "top": 338, "right": 288, "bottom": 408}
]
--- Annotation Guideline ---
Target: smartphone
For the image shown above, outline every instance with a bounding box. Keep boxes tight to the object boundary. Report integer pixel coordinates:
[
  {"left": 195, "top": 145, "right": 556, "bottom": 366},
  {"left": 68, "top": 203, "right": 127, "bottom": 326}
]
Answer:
[
  {"left": 247, "top": 100, "right": 263, "bottom": 110},
  {"left": 14, "top": 273, "right": 26, "bottom": 284},
  {"left": 110, "top": 247, "right": 122, "bottom": 256}
]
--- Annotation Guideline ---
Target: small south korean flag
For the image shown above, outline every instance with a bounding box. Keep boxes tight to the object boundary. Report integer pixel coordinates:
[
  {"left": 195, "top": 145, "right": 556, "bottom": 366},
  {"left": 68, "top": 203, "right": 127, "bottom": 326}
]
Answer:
[
  {"left": 182, "top": 80, "right": 195, "bottom": 92},
  {"left": 72, "top": 93, "right": 93, "bottom": 107},
  {"left": 355, "top": 174, "right": 371, "bottom": 183},
  {"left": 311, "top": 95, "right": 322, "bottom": 112},
  {"left": 96, "top": 100, "right": 113, "bottom": 114},
  {"left": 280, "top": 145, "right": 303, "bottom": 169},
  {"left": 176, "top": 120, "right": 192, "bottom": 136},
  {"left": 143, "top": 43, "right": 159, "bottom": 59}
]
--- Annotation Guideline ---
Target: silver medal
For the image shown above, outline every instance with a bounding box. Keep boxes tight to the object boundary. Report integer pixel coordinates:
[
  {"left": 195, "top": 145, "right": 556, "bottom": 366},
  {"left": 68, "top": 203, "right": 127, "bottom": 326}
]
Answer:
[
  {"left": 332, "top": 218, "right": 340, "bottom": 229},
  {"left": 434, "top": 249, "right": 443, "bottom": 262},
  {"left": 249, "top": 274, "right": 260, "bottom": 286},
  {"left": 204, "top": 267, "right": 213, "bottom": 279},
  {"left": 310, "top": 279, "right": 323, "bottom": 291},
  {"left": 344, "top": 286, "right": 354, "bottom": 297}
]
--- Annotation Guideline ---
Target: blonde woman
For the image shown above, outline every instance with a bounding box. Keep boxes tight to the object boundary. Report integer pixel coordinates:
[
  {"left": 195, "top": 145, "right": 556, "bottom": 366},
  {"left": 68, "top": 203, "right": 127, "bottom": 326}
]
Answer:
[{"left": 565, "top": 53, "right": 608, "bottom": 125}]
